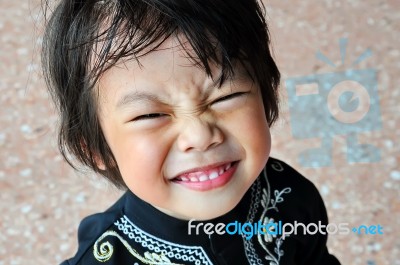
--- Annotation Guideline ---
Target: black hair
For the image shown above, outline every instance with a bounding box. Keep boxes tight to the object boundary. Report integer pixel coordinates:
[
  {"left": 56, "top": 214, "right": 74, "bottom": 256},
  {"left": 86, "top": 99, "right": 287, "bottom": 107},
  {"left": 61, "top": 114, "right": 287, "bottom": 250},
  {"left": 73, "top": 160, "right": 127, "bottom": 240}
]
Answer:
[{"left": 42, "top": 0, "right": 281, "bottom": 189}]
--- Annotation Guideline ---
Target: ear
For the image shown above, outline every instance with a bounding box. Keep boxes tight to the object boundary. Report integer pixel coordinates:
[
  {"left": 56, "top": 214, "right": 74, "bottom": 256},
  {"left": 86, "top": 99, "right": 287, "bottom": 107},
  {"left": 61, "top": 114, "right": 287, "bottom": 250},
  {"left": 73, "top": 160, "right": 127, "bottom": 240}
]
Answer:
[
  {"left": 80, "top": 139, "right": 106, "bottom": 170},
  {"left": 93, "top": 153, "right": 106, "bottom": 171}
]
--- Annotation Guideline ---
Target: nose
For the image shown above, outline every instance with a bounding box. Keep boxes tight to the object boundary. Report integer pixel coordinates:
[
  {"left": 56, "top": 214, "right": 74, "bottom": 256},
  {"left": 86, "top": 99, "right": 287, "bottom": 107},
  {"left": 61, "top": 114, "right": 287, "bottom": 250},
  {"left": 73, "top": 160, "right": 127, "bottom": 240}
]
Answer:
[{"left": 177, "top": 117, "right": 224, "bottom": 152}]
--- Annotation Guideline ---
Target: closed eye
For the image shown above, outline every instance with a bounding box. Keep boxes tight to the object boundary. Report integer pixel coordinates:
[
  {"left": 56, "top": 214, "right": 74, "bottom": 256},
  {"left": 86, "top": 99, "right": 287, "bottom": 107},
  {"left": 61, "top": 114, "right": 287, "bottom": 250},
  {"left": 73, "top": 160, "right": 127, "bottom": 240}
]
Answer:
[
  {"left": 212, "top": 92, "right": 249, "bottom": 104},
  {"left": 132, "top": 113, "right": 167, "bottom": 121}
]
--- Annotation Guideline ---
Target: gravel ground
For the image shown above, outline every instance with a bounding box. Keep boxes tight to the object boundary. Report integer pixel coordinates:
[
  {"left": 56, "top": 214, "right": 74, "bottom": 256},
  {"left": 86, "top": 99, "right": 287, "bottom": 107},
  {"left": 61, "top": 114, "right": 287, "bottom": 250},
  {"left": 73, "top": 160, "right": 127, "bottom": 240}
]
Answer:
[{"left": 0, "top": 0, "right": 399, "bottom": 264}]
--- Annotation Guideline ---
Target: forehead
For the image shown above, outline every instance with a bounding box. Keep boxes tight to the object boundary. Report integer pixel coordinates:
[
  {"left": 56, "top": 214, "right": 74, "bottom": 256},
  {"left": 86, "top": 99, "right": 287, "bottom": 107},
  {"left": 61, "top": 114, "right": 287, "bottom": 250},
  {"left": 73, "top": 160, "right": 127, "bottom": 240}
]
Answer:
[{"left": 96, "top": 37, "right": 225, "bottom": 106}]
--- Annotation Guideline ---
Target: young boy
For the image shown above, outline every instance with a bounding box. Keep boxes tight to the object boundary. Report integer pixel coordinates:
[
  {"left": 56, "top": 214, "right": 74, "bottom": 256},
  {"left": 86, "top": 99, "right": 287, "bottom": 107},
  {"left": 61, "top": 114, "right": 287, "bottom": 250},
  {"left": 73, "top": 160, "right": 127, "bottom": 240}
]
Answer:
[{"left": 42, "top": 0, "right": 341, "bottom": 264}]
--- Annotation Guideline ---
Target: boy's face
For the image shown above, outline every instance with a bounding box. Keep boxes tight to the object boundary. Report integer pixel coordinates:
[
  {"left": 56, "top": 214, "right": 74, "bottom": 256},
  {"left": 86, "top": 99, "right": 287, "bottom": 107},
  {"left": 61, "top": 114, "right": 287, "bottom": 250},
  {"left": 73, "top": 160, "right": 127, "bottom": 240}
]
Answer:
[{"left": 97, "top": 38, "right": 271, "bottom": 220}]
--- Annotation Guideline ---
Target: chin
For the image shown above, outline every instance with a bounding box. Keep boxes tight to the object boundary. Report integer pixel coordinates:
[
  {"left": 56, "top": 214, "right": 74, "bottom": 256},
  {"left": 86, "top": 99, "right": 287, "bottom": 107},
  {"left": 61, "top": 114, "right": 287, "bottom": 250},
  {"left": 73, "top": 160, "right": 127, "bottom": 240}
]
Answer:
[{"left": 188, "top": 196, "right": 243, "bottom": 221}]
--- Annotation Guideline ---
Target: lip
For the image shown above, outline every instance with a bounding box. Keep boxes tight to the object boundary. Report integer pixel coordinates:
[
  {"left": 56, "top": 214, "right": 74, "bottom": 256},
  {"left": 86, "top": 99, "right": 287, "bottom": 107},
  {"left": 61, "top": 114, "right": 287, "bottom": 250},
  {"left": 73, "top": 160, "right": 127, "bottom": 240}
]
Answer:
[{"left": 171, "top": 161, "right": 239, "bottom": 191}]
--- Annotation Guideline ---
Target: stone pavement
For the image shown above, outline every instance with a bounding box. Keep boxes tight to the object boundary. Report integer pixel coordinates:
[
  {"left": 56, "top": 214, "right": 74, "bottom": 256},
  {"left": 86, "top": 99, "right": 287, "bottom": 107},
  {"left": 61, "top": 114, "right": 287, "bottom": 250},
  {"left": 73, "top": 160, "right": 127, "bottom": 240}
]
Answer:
[{"left": 0, "top": 0, "right": 399, "bottom": 264}]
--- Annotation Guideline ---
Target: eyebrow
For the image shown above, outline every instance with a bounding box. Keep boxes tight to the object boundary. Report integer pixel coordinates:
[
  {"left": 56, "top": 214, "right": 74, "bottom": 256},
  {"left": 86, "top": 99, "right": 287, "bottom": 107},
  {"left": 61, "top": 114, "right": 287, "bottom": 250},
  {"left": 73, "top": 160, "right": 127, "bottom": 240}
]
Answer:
[
  {"left": 116, "top": 91, "right": 162, "bottom": 109},
  {"left": 115, "top": 71, "right": 247, "bottom": 109}
]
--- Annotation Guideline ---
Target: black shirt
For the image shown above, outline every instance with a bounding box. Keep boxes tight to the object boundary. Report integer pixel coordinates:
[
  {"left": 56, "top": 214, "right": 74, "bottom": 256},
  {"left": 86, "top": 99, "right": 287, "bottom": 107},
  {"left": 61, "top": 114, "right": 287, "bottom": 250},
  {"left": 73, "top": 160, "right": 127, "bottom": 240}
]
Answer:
[{"left": 61, "top": 158, "right": 341, "bottom": 265}]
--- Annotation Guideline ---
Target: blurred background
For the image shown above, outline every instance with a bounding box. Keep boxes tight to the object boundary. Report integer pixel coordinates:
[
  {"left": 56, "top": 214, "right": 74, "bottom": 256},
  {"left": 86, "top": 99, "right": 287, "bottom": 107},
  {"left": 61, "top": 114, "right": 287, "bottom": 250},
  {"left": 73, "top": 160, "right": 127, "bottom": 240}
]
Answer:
[{"left": 0, "top": 0, "right": 399, "bottom": 264}]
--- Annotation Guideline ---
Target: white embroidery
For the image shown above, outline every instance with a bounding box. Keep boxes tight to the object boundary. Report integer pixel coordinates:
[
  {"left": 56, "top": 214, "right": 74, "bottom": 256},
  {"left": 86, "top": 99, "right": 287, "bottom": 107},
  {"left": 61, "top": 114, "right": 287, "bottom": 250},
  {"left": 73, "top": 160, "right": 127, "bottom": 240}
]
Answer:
[
  {"left": 115, "top": 215, "right": 213, "bottom": 265},
  {"left": 269, "top": 188, "right": 292, "bottom": 212},
  {"left": 94, "top": 230, "right": 181, "bottom": 264},
  {"left": 243, "top": 178, "right": 264, "bottom": 265},
  {"left": 243, "top": 166, "right": 292, "bottom": 265},
  {"left": 271, "top": 161, "right": 284, "bottom": 172}
]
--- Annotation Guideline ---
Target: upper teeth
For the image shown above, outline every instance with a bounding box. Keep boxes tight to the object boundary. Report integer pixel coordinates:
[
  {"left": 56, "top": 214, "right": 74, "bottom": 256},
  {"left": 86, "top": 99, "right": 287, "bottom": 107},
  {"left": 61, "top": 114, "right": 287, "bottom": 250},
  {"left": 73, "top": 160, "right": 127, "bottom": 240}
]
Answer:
[{"left": 177, "top": 163, "right": 232, "bottom": 182}]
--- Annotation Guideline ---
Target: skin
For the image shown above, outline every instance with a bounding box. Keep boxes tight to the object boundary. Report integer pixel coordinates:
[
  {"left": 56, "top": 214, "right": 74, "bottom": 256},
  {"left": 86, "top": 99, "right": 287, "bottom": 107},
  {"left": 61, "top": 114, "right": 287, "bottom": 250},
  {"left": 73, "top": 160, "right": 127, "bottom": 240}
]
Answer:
[{"left": 96, "top": 37, "right": 271, "bottom": 220}]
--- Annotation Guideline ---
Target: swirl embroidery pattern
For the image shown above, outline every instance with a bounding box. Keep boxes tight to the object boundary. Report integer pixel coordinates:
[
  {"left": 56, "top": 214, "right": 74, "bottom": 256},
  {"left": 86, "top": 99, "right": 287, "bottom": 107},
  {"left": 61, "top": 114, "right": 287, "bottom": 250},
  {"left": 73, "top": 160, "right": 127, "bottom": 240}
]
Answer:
[
  {"left": 244, "top": 162, "right": 292, "bottom": 265},
  {"left": 93, "top": 230, "right": 181, "bottom": 264}
]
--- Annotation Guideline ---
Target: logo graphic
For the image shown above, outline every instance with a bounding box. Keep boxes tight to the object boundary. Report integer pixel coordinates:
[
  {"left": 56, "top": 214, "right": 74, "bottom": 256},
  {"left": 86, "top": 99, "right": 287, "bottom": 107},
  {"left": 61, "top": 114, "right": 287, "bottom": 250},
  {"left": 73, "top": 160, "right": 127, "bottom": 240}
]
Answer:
[{"left": 285, "top": 38, "right": 382, "bottom": 167}]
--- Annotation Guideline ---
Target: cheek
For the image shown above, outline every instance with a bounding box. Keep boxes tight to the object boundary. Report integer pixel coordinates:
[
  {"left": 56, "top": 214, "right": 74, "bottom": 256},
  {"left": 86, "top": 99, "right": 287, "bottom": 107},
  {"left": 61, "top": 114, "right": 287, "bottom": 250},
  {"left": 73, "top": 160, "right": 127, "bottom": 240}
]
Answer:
[
  {"left": 127, "top": 139, "right": 163, "bottom": 172},
  {"left": 106, "top": 128, "right": 170, "bottom": 188},
  {"left": 118, "top": 135, "right": 173, "bottom": 204},
  {"left": 227, "top": 101, "right": 271, "bottom": 165},
  {"left": 244, "top": 114, "right": 271, "bottom": 165}
]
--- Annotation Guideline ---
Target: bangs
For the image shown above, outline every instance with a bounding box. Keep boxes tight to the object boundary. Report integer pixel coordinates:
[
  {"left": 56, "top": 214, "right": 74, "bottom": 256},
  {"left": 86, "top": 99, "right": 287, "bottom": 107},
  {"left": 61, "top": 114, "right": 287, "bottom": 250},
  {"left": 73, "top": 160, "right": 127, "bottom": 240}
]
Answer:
[{"left": 60, "top": 0, "right": 268, "bottom": 88}]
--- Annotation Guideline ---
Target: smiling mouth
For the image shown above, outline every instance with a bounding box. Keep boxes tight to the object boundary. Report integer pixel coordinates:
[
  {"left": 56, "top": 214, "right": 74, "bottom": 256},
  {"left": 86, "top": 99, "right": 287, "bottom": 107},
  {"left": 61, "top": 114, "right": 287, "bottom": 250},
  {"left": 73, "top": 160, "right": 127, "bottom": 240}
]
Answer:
[{"left": 172, "top": 161, "right": 239, "bottom": 183}]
